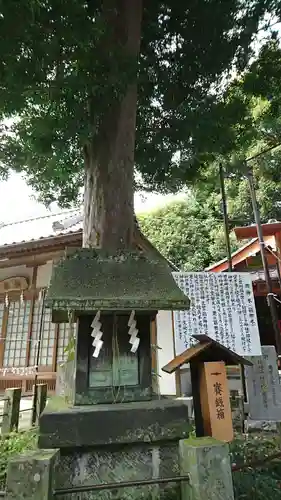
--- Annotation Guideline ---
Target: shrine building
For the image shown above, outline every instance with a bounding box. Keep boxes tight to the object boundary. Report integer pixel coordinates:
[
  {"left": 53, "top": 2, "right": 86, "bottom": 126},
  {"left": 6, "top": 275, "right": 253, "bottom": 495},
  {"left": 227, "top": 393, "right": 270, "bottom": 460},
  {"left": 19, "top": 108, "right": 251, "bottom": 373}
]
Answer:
[{"left": 0, "top": 210, "right": 179, "bottom": 395}]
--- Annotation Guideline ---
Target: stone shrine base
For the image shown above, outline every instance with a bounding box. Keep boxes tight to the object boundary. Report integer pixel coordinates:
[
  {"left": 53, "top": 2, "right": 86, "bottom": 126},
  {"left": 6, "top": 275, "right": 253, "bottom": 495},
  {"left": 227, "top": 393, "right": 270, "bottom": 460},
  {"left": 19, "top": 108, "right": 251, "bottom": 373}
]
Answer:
[
  {"left": 55, "top": 443, "right": 181, "bottom": 500},
  {"left": 6, "top": 437, "right": 235, "bottom": 500},
  {"left": 38, "top": 398, "right": 191, "bottom": 500}
]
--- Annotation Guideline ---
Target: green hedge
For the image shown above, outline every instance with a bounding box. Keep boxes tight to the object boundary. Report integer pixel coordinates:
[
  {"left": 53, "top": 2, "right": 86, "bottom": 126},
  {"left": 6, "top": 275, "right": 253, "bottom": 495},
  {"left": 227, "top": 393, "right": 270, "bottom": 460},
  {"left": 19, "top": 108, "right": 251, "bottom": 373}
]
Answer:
[{"left": 230, "top": 435, "right": 281, "bottom": 499}]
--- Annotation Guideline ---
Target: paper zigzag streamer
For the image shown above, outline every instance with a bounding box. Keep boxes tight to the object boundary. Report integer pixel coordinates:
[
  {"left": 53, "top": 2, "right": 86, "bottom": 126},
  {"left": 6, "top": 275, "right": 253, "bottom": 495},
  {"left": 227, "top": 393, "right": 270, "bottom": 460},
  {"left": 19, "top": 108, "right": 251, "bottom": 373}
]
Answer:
[
  {"left": 91, "top": 311, "right": 103, "bottom": 358},
  {"left": 128, "top": 310, "right": 140, "bottom": 353}
]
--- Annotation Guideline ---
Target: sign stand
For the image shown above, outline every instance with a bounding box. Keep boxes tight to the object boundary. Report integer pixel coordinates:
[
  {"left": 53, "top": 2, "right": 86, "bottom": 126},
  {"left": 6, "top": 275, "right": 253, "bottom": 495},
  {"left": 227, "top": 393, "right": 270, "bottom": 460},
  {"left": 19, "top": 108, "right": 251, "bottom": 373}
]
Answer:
[
  {"left": 172, "top": 272, "right": 261, "bottom": 358},
  {"left": 162, "top": 334, "right": 252, "bottom": 442}
]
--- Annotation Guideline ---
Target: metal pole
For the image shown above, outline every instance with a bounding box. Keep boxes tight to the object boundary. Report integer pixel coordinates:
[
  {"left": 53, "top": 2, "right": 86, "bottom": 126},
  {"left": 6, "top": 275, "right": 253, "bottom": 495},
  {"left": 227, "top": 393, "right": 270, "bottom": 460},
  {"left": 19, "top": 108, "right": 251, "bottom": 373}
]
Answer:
[
  {"left": 53, "top": 475, "right": 190, "bottom": 495},
  {"left": 246, "top": 168, "right": 281, "bottom": 355},
  {"left": 31, "top": 288, "right": 46, "bottom": 425},
  {"left": 219, "top": 164, "right": 232, "bottom": 272},
  {"left": 219, "top": 165, "right": 247, "bottom": 417}
]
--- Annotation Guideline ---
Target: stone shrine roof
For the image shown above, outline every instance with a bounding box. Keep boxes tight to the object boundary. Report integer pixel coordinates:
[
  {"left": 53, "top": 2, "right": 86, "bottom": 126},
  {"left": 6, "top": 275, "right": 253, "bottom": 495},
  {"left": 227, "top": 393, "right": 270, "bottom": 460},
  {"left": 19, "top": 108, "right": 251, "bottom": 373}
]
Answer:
[{"left": 46, "top": 248, "right": 190, "bottom": 320}]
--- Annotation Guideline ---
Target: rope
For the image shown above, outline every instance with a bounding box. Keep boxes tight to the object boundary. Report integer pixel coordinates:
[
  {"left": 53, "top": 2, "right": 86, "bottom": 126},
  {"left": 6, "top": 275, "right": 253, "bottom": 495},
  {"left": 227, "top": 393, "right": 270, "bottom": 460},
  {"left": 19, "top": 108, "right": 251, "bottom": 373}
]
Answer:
[{"left": 270, "top": 293, "right": 281, "bottom": 305}]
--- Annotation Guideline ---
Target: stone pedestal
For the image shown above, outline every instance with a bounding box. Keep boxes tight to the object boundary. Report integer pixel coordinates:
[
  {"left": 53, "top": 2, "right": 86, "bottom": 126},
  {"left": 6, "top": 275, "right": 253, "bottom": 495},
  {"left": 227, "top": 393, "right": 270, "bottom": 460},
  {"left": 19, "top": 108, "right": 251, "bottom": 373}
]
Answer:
[
  {"left": 6, "top": 450, "right": 59, "bottom": 500},
  {"left": 179, "top": 437, "right": 234, "bottom": 500},
  {"left": 39, "top": 398, "right": 191, "bottom": 499}
]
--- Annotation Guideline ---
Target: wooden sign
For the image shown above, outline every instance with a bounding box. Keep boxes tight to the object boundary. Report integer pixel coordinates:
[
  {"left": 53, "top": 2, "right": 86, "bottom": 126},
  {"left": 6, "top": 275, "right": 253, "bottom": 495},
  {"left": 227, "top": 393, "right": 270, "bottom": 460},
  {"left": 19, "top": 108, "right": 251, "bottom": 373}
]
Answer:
[
  {"left": 245, "top": 345, "right": 281, "bottom": 421},
  {"left": 172, "top": 272, "right": 261, "bottom": 356},
  {"left": 0, "top": 276, "right": 29, "bottom": 294},
  {"left": 162, "top": 335, "right": 251, "bottom": 441},
  {"left": 198, "top": 361, "right": 233, "bottom": 442}
]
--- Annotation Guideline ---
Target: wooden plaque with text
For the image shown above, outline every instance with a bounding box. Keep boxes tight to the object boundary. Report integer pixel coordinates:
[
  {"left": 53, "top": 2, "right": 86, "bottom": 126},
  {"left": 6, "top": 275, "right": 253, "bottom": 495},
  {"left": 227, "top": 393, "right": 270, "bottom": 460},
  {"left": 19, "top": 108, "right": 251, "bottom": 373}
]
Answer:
[{"left": 199, "top": 361, "right": 233, "bottom": 442}]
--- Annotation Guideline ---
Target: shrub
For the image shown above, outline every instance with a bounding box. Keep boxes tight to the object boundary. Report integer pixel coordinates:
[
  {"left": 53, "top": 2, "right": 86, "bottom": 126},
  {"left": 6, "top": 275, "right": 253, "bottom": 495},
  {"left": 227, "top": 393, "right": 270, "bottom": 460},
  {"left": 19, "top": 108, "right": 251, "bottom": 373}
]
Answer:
[
  {"left": 0, "top": 430, "right": 37, "bottom": 488},
  {"left": 230, "top": 435, "right": 281, "bottom": 499}
]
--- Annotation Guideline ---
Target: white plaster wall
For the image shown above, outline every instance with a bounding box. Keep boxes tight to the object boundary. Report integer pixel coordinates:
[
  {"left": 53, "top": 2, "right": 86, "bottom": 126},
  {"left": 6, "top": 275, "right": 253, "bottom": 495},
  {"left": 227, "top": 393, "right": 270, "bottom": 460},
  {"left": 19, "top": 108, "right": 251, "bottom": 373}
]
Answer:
[
  {"left": 36, "top": 261, "right": 53, "bottom": 288},
  {"left": 0, "top": 265, "right": 33, "bottom": 283},
  {"left": 156, "top": 310, "right": 177, "bottom": 396}
]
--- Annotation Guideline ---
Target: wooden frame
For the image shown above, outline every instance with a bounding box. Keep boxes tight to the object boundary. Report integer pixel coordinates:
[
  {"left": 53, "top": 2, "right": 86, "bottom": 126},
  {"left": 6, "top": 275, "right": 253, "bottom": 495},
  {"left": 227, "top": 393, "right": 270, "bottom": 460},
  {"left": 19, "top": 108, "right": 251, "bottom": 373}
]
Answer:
[
  {"left": 171, "top": 311, "right": 182, "bottom": 397},
  {"left": 162, "top": 334, "right": 253, "bottom": 374},
  {"left": 150, "top": 318, "right": 159, "bottom": 395},
  {"left": 75, "top": 312, "right": 154, "bottom": 404},
  {"left": 0, "top": 269, "right": 71, "bottom": 393},
  {"left": 25, "top": 267, "right": 38, "bottom": 369},
  {"left": 0, "top": 306, "right": 8, "bottom": 367},
  {"left": 52, "top": 324, "right": 59, "bottom": 372}
]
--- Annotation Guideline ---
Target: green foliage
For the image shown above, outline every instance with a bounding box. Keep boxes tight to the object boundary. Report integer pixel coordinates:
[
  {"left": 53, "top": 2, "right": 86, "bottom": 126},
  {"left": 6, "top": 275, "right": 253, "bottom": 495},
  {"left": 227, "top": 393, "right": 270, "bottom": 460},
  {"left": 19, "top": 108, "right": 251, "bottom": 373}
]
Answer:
[
  {"left": 231, "top": 435, "right": 281, "bottom": 499},
  {"left": 138, "top": 198, "right": 239, "bottom": 271},
  {"left": 190, "top": 40, "right": 281, "bottom": 227},
  {"left": 0, "top": 430, "right": 37, "bottom": 488},
  {"left": 0, "top": 1, "right": 279, "bottom": 204}
]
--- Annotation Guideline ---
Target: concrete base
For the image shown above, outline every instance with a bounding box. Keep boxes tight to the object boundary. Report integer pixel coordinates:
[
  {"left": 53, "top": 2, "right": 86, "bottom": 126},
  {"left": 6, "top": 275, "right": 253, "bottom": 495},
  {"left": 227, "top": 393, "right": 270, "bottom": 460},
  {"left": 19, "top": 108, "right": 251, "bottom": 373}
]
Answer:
[
  {"left": 55, "top": 444, "right": 180, "bottom": 500},
  {"left": 6, "top": 449, "right": 59, "bottom": 500},
  {"left": 38, "top": 398, "right": 191, "bottom": 499},
  {"left": 39, "top": 397, "right": 191, "bottom": 448},
  {"left": 179, "top": 437, "right": 234, "bottom": 500}
]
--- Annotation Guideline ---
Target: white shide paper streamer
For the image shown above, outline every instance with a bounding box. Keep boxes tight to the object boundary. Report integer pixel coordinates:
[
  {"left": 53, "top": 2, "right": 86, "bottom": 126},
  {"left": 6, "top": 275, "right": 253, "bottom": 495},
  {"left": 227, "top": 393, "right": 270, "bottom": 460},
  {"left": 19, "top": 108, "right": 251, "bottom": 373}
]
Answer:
[
  {"left": 128, "top": 310, "right": 140, "bottom": 353},
  {"left": 91, "top": 311, "right": 103, "bottom": 358}
]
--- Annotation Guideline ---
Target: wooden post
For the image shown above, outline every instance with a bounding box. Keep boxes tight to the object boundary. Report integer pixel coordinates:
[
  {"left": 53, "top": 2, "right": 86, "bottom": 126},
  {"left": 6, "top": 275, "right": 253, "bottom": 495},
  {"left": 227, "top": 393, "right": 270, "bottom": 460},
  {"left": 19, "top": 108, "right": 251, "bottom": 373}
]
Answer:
[
  {"left": 198, "top": 361, "right": 233, "bottom": 442},
  {"left": 52, "top": 324, "right": 59, "bottom": 373},
  {"left": 150, "top": 319, "right": 158, "bottom": 395},
  {"left": 191, "top": 361, "right": 234, "bottom": 442},
  {"left": 0, "top": 306, "right": 9, "bottom": 367},
  {"left": 171, "top": 311, "right": 182, "bottom": 396},
  {"left": 31, "top": 383, "right": 47, "bottom": 427},
  {"left": 162, "top": 333, "right": 252, "bottom": 442},
  {"left": 25, "top": 267, "right": 38, "bottom": 368},
  {"left": 2, "top": 387, "right": 22, "bottom": 435}
]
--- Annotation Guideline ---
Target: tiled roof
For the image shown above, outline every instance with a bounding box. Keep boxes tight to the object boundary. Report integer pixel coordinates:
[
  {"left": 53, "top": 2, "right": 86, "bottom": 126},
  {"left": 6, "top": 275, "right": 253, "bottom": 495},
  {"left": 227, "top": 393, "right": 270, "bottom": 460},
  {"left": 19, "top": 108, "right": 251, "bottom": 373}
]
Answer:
[
  {"left": 0, "top": 210, "right": 180, "bottom": 270},
  {"left": 0, "top": 209, "right": 83, "bottom": 247}
]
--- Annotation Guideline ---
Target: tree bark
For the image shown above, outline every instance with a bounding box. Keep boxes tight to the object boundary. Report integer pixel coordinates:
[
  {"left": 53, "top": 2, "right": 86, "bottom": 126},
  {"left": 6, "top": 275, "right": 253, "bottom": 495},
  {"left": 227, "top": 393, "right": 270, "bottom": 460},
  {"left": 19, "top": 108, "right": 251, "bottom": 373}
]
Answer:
[{"left": 83, "top": 0, "right": 143, "bottom": 250}]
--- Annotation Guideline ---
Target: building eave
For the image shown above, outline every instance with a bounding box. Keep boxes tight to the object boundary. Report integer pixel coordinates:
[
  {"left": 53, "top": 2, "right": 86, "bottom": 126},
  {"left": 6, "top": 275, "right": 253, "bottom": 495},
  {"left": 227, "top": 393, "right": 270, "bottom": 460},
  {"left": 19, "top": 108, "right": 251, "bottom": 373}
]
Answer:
[
  {"left": 0, "top": 227, "right": 180, "bottom": 271},
  {"left": 206, "top": 235, "right": 276, "bottom": 272},
  {"left": 235, "top": 221, "right": 281, "bottom": 240},
  {"left": 0, "top": 231, "right": 83, "bottom": 258}
]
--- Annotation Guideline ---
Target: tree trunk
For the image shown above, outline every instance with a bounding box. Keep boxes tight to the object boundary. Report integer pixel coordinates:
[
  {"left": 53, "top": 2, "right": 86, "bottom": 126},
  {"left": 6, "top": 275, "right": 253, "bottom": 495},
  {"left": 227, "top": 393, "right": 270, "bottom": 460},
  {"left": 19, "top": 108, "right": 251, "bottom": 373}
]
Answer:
[{"left": 83, "top": 0, "right": 143, "bottom": 250}]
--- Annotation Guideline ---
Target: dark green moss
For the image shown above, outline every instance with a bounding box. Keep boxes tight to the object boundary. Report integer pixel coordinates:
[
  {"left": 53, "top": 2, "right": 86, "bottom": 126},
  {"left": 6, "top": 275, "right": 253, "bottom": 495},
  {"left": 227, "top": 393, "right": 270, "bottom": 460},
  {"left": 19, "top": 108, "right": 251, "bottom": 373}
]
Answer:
[{"left": 45, "top": 249, "right": 190, "bottom": 320}]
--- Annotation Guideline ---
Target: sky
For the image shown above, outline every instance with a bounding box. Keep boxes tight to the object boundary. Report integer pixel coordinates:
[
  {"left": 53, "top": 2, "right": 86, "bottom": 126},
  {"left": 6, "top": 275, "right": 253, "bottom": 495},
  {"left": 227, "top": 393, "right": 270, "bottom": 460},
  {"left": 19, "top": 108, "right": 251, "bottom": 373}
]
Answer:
[{"left": 0, "top": 172, "right": 184, "bottom": 224}]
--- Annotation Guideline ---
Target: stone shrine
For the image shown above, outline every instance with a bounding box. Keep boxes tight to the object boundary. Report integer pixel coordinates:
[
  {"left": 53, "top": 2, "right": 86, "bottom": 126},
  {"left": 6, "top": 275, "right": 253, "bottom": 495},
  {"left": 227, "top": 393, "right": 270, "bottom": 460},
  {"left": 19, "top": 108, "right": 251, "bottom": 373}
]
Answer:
[{"left": 38, "top": 249, "right": 191, "bottom": 499}]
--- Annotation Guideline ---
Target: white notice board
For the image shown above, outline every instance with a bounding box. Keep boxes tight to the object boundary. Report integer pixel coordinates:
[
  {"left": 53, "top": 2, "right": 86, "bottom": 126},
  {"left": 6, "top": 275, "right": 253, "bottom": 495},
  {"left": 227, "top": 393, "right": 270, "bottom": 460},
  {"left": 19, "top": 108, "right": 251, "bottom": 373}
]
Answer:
[{"left": 172, "top": 272, "right": 261, "bottom": 357}]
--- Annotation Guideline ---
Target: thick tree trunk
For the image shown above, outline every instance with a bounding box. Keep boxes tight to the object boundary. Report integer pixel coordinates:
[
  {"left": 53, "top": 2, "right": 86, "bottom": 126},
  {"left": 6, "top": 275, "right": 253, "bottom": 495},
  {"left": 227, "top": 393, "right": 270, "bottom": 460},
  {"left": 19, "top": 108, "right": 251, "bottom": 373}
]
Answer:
[{"left": 83, "top": 0, "right": 143, "bottom": 250}]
